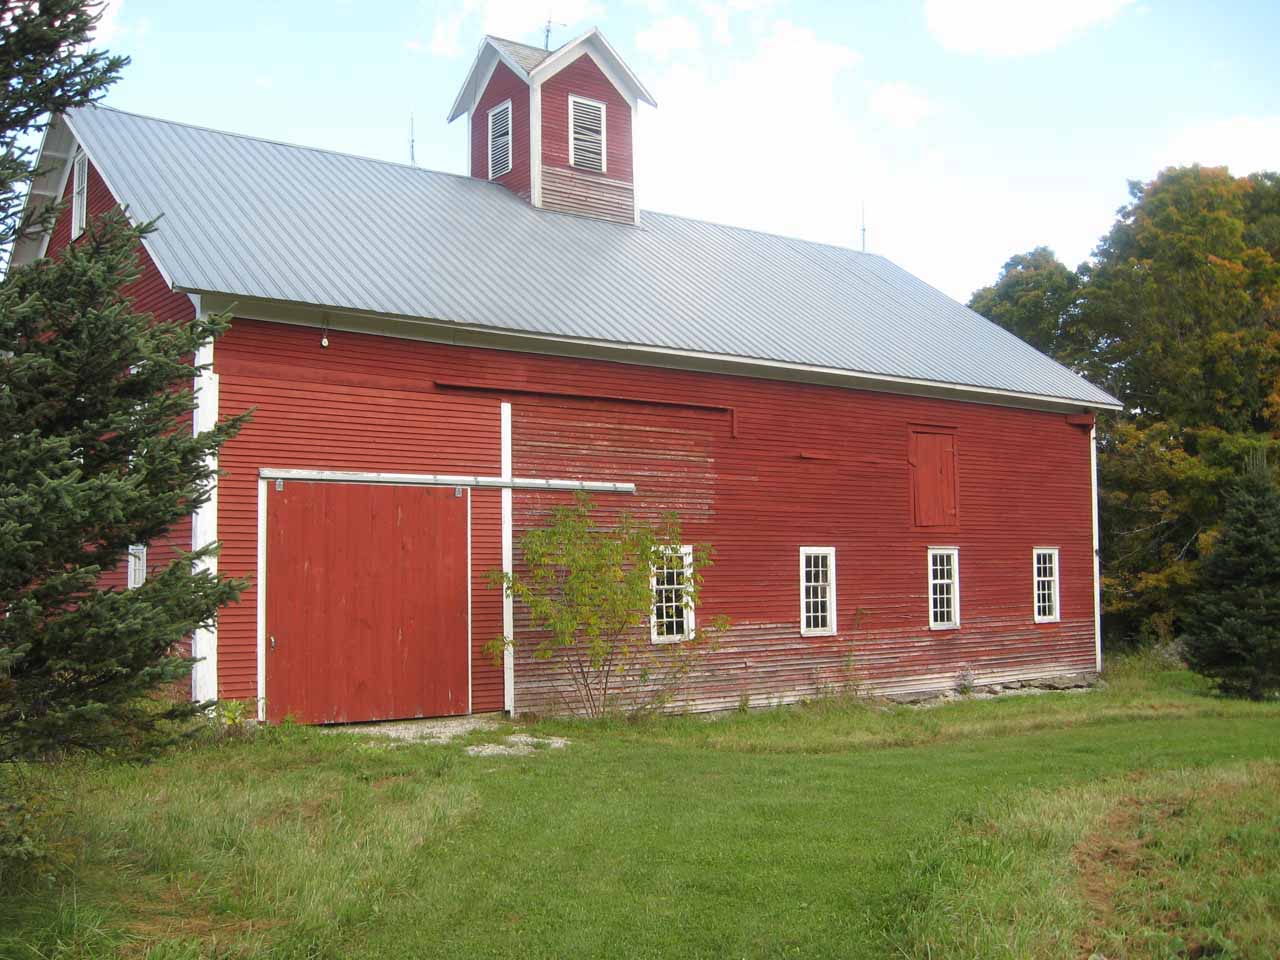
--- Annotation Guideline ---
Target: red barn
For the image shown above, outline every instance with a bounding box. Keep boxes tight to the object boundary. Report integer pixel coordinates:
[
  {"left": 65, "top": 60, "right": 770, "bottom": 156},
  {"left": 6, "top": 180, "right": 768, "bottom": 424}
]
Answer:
[{"left": 14, "top": 30, "right": 1119, "bottom": 722}]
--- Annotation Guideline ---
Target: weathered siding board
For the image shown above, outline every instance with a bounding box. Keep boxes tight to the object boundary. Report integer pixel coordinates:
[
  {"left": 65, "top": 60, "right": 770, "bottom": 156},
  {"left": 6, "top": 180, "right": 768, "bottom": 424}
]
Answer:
[
  {"left": 539, "top": 166, "right": 635, "bottom": 224},
  {"left": 213, "top": 318, "right": 1096, "bottom": 714},
  {"left": 470, "top": 61, "right": 531, "bottom": 198},
  {"left": 43, "top": 157, "right": 195, "bottom": 641},
  {"left": 540, "top": 53, "right": 634, "bottom": 222}
]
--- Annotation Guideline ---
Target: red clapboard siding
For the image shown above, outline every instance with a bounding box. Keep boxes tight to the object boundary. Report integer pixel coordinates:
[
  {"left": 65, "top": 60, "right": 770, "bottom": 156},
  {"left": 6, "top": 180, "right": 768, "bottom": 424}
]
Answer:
[
  {"left": 214, "top": 318, "right": 1097, "bottom": 713},
  {"left": 43, "top": 157, "right": 195, "bottom": 637},
  {"left": 541, "top": 53, "right": 633, "bottom": 182},
  {"left": 471, "top": 61, "right": 531, "bottom": 198}
]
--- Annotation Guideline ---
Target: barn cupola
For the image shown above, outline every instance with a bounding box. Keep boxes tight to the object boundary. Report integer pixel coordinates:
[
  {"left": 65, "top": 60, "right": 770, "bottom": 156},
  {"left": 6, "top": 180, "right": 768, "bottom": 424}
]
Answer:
[{"left": 447, "top": 29, "right": 656, "bottom": 225}]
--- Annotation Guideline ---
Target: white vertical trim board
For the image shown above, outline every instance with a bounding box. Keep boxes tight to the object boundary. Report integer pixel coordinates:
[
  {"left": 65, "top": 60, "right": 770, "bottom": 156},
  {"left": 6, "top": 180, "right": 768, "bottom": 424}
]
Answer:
[
  {"left": 530, "top": 81, "right": 543, "bottom": 206},
  {"left": 255, "top": 477, "right": 268, "bottom": 722},
  {"left": 466, "top": 486, "right": 473, "bottom": 715},
  {"left": 190, "top": 321, "right": 220, "bottom": 703},
  {"left": 70, "top": 151, "right": 87, "bottom": 239},
  {"left": 799, "top": 546, "right": 837, "bottom": 637},
  {"left": 501, "top": 402, "right": 515, "bottom": 715},
  {"left": 1091, "top": 425, "right": 1102, "bottom": 671}
]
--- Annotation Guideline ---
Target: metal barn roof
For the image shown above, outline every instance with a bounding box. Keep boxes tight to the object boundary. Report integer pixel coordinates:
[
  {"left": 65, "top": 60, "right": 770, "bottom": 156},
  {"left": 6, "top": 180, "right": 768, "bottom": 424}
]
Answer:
[{"left": 61, "top": 105, "right": 1118, "bottom": 409}]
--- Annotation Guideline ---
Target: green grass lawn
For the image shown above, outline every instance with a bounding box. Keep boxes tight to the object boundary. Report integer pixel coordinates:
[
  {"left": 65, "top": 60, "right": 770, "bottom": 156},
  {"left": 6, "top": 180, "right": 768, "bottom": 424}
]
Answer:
[{"left": 4, "top": 656, "right": 1279, "bottom": 959}]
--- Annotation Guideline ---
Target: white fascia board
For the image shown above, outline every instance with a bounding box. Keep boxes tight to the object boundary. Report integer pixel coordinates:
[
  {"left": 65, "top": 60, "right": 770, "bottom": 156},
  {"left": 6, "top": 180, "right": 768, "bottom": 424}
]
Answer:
[
  {"left": 196, "top": 293, "right": 1122, "bottom": 414},
  {"left": 450, "top": 40, "right": 531, "bottom": 122},
  {"left": 530, "top": 29, "right": 654, "bottom": 108}
]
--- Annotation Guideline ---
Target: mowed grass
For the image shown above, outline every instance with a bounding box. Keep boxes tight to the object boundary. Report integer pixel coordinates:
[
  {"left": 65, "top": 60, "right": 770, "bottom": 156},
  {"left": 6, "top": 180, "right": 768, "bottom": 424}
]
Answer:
[{"left": 3, "top": 656, "right": 1279, "bottom": 960}]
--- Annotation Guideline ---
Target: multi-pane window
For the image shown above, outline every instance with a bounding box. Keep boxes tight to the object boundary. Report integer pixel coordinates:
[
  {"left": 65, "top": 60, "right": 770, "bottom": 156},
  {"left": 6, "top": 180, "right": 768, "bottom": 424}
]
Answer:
[
  {"left": 71, "top": 152, "right": 88, "bottom": 239},
  {"left": 651, "top": 544, "right": 694, "bottom": 643},
  {"left": 568, "top": 95, "right": 606, "bottom": 173},
  {"left": 800, "top": 547, "right": 836, "bottom": 636},
  {"left": 488, "top": 100, "right": 512, "bottom": 179},
  {"left": 928, "top": 547, "right": 960, "bottom": 629},
  {"left": 1033, "top": 547, "right": 1060, "bottom": 623},
  {"left": 127, "top": 544, "right": 147, "bottom": 590}
]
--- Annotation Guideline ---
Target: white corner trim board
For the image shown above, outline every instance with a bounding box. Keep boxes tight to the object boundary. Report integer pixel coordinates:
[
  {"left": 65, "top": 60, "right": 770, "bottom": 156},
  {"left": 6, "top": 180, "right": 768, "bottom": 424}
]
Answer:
[
  {"left": 190, "top": 320, "right": 220, "bottom": 703},
  {"left": 501, "top": 402, "right": 515, "bottom": 715},
  {"left": 1091, "top": 425, "right": 1102, "bottom": 672}
]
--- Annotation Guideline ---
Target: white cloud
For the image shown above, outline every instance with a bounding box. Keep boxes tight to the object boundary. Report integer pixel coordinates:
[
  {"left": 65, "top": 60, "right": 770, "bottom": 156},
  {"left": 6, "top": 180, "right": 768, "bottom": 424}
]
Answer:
[
  {"left": 868, "top": 82, "right": 935, "bottom": 129},
  {"left": 94, "top": 0, "right": 126, "bottom": 44},
  {"left": 702, "top": 0, "right": 779, "bottom": 45},
  {"left": 424, "top": 0, "right": 605, "bottom": 58},
  {"left": 924, "top": 0, "right": 1135, "bottom": 56},
  {"left": 1160, "top": 116, "right": 1280, "bottom": 176},
  {"left": 640, "top": 20, "right": 863, "bottom": 243},
  {"left": 635, "top": 15, "right": 702, "bottom": 59}
]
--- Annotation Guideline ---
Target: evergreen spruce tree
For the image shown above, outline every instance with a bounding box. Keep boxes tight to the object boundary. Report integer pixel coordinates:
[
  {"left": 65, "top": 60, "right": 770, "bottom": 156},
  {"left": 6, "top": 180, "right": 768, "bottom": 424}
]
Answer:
[
  {"left": 0, "top": 2, "right": 247, "bottom": 760},
  {"left": 1182, "top": 465, "right": 1280, "bottom": 700}
]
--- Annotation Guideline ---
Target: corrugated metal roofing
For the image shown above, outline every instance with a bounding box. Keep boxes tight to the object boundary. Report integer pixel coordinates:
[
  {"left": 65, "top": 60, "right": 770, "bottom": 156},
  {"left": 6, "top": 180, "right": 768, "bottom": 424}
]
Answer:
[
  {"left": 66, "top": 105, "right": 1118, "bottom": 408},
  {"left": 488, "top": 35, "right": 551, "bottom": 73}
]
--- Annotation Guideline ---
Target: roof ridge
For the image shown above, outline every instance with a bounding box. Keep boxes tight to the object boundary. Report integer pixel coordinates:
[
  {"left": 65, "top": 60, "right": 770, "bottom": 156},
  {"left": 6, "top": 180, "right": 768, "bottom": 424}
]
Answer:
[
  {"left": 73, "top": 103, "right": 485, "bottom": 185},
  {"left": 76, "top": 105, "right": 873, "bottom": 258},
  {"left": 486, "top": 34, "right": 553, "bottom": 53}
]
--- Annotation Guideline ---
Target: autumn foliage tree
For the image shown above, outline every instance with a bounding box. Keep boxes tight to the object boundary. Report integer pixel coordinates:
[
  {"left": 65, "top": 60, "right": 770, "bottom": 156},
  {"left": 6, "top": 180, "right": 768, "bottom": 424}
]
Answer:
[{"left": 971, "top": 166, "right": 1280, "bottom": 649}]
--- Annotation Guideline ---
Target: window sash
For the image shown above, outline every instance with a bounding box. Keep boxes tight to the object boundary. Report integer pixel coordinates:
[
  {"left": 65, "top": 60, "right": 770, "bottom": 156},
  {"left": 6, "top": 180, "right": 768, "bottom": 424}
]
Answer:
[
  {"left": 488, "top": 101, "right": 512, "bottom": 179},
  {"left": 568, "top": 95, "right": 606, "bottom": 173},
  {"left": 1033, "top": 548, "right": 1060, "bottom": 622},
  {"left": 127, "top": 544, "right": 147, "bottom": 590},
  {"left": 71, "top": 152, "right": 88, "bottom": 239},
  {"left": 651, "top": 544, "right": 694, "bottom": 643},
  {"left": 928, "top": 548, "right": 959, "bottom": 629},
  {"left": 800, "top": 547, "right": 836, "bottom": 636}
]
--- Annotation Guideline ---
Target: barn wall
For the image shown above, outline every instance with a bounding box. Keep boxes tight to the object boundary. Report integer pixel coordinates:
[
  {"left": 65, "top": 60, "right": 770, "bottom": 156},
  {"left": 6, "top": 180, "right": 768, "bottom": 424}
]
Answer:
[
  {"left": 539, "top": 53, "right": 635, "bottom": 223},
  {"left": 214, "top": 318, "right": 1097, "bottom": 714},
  {"left": 470, "top": 60, "right": 531, "bottom": 198},
  {"left": 44, "top": 156, "right": 195, "bottom": 645}
]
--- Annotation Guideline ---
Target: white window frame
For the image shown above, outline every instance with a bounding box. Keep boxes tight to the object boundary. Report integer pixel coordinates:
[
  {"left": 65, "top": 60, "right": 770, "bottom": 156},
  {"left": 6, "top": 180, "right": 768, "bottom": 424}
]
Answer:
[
  {"left": 567, "top": 94, "right": 607, "bottom": 173},
  {"left": 487, "top": 99, "right": 513, "bottom": 180},
  {"left": 71, "top": 151, "right": 88, "bottom": 239},
  {"left": 1033, "top": 547, "right": 1060, "bottom": 623},
  {"left": 799, "top": 546, "right": 837, "bottom": 637},
  {"left": 650, "top": 544, "right": 694, "bottom": 644},
  {"left": 927, "top": 547, "right": 960, "bottom": 630},
  {"left": 127, "top": 544, "right": 147, "bottom": 590}
]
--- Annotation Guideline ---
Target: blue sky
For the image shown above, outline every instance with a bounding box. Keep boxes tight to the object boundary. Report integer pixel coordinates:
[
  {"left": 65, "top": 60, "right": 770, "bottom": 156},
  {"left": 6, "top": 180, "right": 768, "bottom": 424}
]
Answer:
[{"left": 92, "top": 0, "right": 1279, "bottom": 300}]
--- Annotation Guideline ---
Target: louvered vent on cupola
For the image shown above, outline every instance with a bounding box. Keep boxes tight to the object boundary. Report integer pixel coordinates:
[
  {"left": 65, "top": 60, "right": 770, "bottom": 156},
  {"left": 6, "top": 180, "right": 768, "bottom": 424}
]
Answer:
[
  {"left": 568, "top": 96, "right": 605, "bottom": 173},
  {"left": 488, "top": 100, "right": 512, "bottom": 179}
]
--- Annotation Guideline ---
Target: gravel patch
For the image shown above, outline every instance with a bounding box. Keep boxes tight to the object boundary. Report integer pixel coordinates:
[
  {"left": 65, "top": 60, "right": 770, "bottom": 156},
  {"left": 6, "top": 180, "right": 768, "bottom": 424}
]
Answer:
[
  {"left": 465, "top": 734, "right": 572, "bottom": 757},
  {"left": 323, "top": 715, "right": 500, "bottom": 743}
]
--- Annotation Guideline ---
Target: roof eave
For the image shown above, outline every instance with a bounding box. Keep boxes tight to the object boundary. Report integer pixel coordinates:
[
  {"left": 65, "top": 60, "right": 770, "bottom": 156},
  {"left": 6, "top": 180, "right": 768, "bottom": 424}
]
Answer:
[{"left": 186, "top": 288, "right": 1121, "bottom": 413}]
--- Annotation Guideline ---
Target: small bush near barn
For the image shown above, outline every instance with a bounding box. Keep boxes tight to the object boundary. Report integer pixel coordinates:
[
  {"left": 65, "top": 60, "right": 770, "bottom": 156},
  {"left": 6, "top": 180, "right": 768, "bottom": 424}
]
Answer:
[
  {"left": 488, "top": 493, "right": 727, "bottom": 717},
  {"left": 1, "top": 655, "right": 1278, "bottom": 959}
]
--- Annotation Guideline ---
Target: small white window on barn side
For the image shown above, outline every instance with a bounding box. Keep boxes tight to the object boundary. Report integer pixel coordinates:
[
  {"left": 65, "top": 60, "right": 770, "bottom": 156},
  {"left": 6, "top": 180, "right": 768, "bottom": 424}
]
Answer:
[
  {"left": 71, "top": 151, "right": 89, "bottom": 239},
  {"left": 928, "top": 547, "right": 959, "bottom": 630},
  {"left": 1033, "top": 547, "right": 1060, "bottom": 623},
  {"left": 488, "top": 100, "right": 512, "bottom": 180},
  {"left": 800, "top": 547, "right": 836, "bottom": 637},
  {"left": 651, "top": 544, "right": 694, "bottom": 643},
  {"left": 127, "top": 544, "right": 147, "bottom": 590},
  {"left": 568, "top": 95, "right": 606, "bottom": 173}
]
